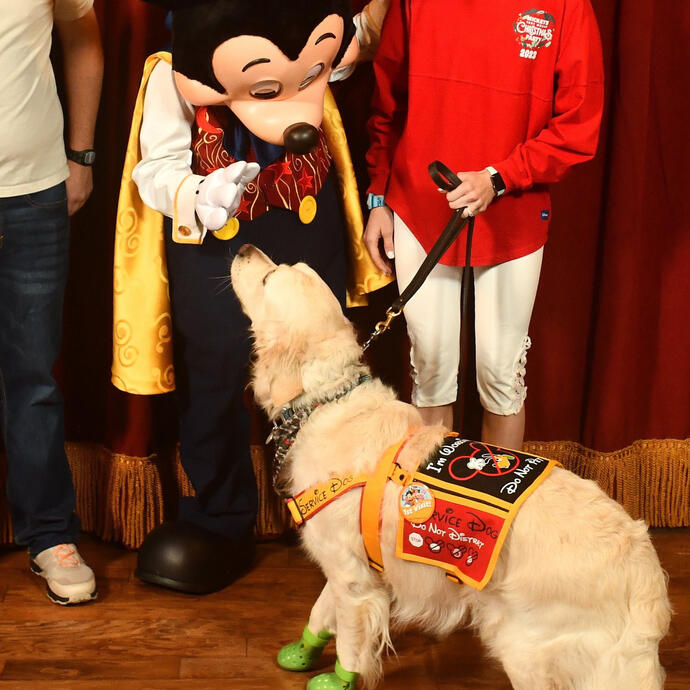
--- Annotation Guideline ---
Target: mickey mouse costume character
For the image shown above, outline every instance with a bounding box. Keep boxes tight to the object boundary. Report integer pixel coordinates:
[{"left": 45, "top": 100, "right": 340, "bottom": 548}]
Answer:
[{"left": 112, "top": 0, "right": 390, "bottom": 594}]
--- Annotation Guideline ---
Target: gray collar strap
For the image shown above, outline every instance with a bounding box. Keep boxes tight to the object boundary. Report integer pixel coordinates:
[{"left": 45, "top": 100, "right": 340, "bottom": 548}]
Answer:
[{"left": 267, "top": 372, "right": 371, "bottom": 497}]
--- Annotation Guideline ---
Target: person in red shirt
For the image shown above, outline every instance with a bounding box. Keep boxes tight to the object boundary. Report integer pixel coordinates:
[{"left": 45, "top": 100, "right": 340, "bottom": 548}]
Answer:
[{"left": 364, "top": 0, "right": 604, "bottom": 449}]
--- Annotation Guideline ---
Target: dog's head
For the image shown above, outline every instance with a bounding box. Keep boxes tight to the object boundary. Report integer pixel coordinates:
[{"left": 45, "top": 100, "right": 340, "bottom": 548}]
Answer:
[{"left": 231, "top": 245, "right": 362, "bottom": 414}]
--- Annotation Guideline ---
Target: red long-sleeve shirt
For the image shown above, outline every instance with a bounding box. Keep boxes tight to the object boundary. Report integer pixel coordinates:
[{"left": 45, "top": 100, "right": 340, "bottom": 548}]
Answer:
[{"left": 367, "top": 0, "right": 604, "bottom": 266}]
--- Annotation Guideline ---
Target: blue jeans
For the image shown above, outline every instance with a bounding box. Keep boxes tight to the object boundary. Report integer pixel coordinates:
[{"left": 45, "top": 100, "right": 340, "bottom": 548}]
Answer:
[{"left": 0, "top": 182, "right": 80, "bottom": 556}]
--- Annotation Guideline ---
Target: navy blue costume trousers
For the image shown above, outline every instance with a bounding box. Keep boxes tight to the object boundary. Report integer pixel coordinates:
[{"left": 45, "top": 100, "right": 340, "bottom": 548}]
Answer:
[{"left": 164, "top": 173, "right": 347, "bottom": 539}]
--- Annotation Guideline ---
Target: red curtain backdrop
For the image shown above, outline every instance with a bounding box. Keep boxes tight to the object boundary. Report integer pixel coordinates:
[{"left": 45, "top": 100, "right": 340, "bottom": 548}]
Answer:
[
  {"left": 526, "top": 0, "right": 690, "bottom": 450},
  {"left": 57, "top": 0, "right": 689, "bottom": 464}
]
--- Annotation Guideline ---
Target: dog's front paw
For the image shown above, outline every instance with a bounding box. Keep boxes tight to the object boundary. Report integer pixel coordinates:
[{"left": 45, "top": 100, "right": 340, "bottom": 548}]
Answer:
[
  {"left": 307, "top": 659, "right": 358, "bottom": 689},
  {"left": 307, "top": 673, "right": 356, "bottom": 690},
  {"left": 278, "top": 640, "right": 325, "bottom": 672},
  {"left": 277, "top": 624, "right": 333, "bottom": 672}
]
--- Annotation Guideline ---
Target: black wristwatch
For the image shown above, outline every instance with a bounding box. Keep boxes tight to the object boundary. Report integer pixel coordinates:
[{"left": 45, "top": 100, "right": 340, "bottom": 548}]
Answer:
[
  {"left": 486, "top": 166, "right": 506, "bottom": 198},
  {"left": 66, "top": 148, "right": 96, "bottom": 166}
]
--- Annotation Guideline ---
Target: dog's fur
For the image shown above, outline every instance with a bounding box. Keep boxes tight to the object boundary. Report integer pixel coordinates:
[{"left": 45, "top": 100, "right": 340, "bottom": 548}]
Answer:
[{"left": 231, "top": 245, "right": 671, "bottom": 689}]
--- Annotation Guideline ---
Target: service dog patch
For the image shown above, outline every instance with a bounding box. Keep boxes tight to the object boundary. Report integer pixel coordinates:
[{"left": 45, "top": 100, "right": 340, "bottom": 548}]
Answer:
[{"left": 396, "top": 436, "right": 559, "bottom": 589}]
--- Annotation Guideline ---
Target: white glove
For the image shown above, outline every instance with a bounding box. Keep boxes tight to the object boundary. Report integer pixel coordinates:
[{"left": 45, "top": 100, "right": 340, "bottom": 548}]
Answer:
[{"left": 195, "top": 161, "right": 261, "bottom": 231}]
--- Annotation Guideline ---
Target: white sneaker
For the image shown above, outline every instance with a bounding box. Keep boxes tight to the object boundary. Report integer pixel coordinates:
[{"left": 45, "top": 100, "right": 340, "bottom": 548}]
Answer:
[{"left": 30, "top": 544, "right": 98, "bottom": 605}]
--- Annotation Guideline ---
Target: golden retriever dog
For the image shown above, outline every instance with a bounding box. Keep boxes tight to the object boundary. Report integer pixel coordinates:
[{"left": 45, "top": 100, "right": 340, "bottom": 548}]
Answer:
[{"left": 231, "top": 245, "right": 671, "bottom": 690}]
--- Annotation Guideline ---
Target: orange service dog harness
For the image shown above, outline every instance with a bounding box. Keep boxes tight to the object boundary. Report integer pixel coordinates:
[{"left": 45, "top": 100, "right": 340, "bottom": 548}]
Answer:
[{"left": 286, "top": 433, "right": 560, "bottom": 590}]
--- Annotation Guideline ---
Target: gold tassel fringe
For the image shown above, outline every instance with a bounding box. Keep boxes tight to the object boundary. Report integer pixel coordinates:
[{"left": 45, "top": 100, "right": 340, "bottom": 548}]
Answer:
[
  {"left": 0, "top": 438, "right": 687, "bottom": 548},
  {"left": 523, "top": 438, "right": 690, "bottom": 527}
]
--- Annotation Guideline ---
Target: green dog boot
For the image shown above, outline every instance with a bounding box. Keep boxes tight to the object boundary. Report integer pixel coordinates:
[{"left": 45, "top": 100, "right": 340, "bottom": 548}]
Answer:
[
  {"left": 277, "top": 624, "right": 333, "bottom": 672},
  {"left": 307, "top": 658, "right": 359, "bottom": 690}
]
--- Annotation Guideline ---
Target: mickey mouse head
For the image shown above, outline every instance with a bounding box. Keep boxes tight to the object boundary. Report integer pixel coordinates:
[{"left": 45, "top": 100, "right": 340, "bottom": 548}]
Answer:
[{"left": 146, "top": 0, "right": 359, "bottom": 152}]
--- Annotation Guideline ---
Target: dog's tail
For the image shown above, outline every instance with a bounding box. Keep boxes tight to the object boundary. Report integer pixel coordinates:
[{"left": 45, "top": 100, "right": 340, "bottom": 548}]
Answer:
[
  {"left": 595, "top": 521, "right": 672, "bottom": 690},
  {"left": 357, "top": 583, "right": 393, "bottom": 689}
]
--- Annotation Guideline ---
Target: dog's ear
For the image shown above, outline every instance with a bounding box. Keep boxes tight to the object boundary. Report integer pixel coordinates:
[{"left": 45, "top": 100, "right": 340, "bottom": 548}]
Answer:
[{"left": 256, "top": 321, "right": 305, "bottom": 409}]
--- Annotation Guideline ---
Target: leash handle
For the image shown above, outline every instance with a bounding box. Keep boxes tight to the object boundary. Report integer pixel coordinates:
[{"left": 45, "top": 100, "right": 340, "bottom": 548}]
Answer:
[
  {"left": 391, "top": 161, "right": 470, "bottom": 313},
  {"left": 428, "top": 160, "right": 462, "bottom": 192}
]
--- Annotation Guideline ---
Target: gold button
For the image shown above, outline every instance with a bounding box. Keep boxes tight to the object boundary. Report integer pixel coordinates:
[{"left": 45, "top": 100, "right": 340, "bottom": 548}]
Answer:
[
  {"left": 212, "top": 217, "right": 240, "bottom": 240},
  {"left": 299, "top": 196, "right": 317, "bottom": 224},
  {"left": 178, "top": 225, "right": 191, "bottom": 237}
]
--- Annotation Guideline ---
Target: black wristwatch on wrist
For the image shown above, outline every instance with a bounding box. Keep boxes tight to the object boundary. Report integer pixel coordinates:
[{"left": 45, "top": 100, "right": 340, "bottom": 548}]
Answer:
[
  {"left": 486, "top": 166, "right": 506, "bottom": 197},
  {"left": 66, "top": 148, "right": 96, "bottom": 166}
]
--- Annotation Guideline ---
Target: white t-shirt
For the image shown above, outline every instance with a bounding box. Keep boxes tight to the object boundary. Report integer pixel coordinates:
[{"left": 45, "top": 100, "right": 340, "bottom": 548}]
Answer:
[{"left": 0, "top": 0, "right": 94, "bottom": 197}]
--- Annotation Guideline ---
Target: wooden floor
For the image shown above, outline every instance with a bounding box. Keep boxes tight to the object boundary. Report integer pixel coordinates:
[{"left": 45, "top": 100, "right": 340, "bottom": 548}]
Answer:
[{"left": 0, "top": 529, "right": 687, "bottom": 690}]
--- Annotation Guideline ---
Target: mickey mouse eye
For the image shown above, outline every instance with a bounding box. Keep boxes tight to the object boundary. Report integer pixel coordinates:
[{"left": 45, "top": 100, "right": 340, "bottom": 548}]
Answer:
[
  {"left": 250, "top": 80, "right": 283, "bottom": 99},
  {"left": 299, "top": 63, "right": 324, "bottom": 90}
]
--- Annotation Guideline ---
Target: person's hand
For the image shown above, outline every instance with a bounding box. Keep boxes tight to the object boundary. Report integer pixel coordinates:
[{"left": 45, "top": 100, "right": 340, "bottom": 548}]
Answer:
[
  {"left": 65, "top": 160, "right": 93, "bottom": 216},
  {"left": 444, "top": 169, "right": 495, "bottom": 218},
  {"left": 363, "top": 205, "right": 395, "bottom": 275},
  {"left": 195, "top": 161, "right": 261, "bottom": 230}
]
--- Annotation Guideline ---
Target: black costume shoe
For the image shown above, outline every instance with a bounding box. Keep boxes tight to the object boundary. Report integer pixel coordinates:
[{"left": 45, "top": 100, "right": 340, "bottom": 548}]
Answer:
[{"left": 135, "top": 521, "right": 255, "bottom": 594}]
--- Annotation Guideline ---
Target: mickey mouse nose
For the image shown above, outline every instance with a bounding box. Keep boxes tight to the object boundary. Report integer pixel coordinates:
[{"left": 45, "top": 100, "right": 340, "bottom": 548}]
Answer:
[{"left": 283, "top": 123, "right": 319, "bottom": 154}]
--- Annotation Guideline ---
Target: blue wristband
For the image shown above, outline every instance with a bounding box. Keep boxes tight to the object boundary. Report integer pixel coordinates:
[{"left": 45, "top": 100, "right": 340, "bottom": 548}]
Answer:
[{"left": 367, "top": 193, "right": 386, "bottom": 210}]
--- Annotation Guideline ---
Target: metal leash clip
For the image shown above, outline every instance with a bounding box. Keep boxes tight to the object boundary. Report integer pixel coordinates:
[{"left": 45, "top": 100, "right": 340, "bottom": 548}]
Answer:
[{"left": 362, "top": 305, "right": 402, "bottom": 351}]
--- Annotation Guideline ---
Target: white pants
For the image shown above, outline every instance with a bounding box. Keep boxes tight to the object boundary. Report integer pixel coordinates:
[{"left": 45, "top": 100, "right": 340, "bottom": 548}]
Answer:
[{"left": 394, "top": 215, "right": 543, "bottom": 416}]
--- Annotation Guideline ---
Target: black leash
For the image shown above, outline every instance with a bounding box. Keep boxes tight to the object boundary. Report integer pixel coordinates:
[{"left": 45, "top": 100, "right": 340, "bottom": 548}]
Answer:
[{"left": 362, "top": 160, "right": 475, "bottom": 429}]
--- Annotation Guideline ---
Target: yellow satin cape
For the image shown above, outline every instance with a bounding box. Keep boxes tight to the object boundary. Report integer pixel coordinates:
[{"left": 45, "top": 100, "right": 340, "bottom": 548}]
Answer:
[{"left": 112, "top": 52, "right": 391, "bottom": 395}]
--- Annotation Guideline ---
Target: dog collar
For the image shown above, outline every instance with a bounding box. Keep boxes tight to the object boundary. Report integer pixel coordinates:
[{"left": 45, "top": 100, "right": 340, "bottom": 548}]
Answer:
[{"left": 267, "top": 371, "right": 372, "bottom": 496}]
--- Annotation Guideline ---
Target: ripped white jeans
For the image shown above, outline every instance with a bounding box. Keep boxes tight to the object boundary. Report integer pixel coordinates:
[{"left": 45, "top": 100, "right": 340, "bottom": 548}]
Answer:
[{"left": 394, "top": 215, "right": 543, "bottom": 416}]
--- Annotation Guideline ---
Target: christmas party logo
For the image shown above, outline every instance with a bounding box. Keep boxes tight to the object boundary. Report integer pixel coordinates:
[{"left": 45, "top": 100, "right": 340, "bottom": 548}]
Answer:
[{"left": 514, "top": 9, "right": 556, "bottom": 60}]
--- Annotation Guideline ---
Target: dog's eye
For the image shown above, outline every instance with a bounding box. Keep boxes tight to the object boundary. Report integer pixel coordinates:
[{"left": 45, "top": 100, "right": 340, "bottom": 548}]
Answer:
[{"left": 262, "top": 269, "right": 277, "bottom": 286}]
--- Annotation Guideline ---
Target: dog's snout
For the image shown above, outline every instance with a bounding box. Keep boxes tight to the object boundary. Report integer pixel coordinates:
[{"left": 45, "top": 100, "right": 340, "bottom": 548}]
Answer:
[
  {"left": 283, "top": 123, "right": 319, "bottom": 155},
  {"left": 237, "top": 244, "right": 259, "bottom": 259}
]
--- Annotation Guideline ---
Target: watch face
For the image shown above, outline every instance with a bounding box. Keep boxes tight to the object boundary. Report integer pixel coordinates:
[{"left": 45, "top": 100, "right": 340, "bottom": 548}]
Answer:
[
  {"left": 68, "top": 149, "right": 96, "bottom": 165},
  {"left": 367, "top": 194, "right": 385, "bottom": 210},
  {"left": 491, "top": 172, "right": 506, "bottom": 195}
]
